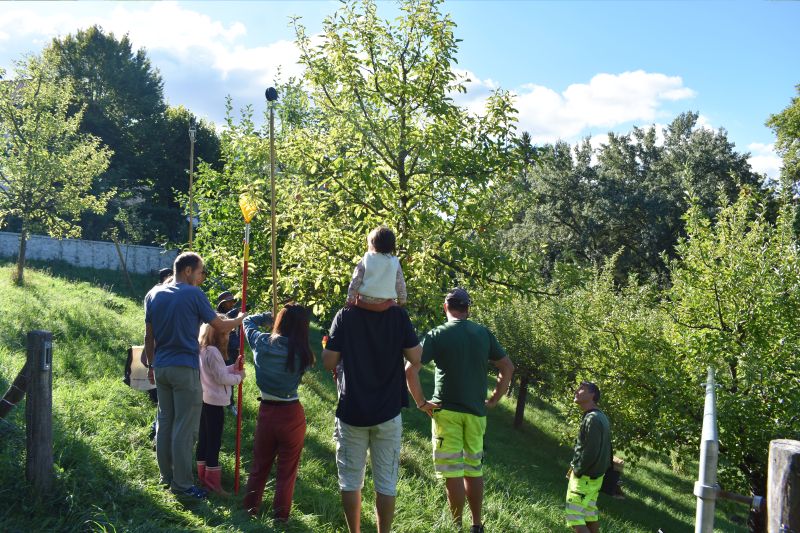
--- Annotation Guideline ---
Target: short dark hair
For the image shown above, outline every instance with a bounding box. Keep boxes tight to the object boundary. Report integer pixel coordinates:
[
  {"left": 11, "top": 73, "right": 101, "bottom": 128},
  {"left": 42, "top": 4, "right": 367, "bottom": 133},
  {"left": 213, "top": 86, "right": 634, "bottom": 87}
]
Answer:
[
  {"left": 174, "top": 252, "right": 202, "bottom": 275},
  {"left": 158, "top": 268, "right": 173, "bottom": 283},
  {"left": 368, "top": 226, "right": 396, "bottom": 254},
  {"left": 580, "top": 381, "right": 601, "bottom": 403}
]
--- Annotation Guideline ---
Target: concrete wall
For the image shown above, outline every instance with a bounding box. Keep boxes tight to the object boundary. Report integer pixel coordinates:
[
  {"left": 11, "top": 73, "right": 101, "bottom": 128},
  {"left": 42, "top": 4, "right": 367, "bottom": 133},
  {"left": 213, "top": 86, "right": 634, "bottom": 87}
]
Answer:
[{"left": 0, "top": 232, "right": 177, "bottom": 275}]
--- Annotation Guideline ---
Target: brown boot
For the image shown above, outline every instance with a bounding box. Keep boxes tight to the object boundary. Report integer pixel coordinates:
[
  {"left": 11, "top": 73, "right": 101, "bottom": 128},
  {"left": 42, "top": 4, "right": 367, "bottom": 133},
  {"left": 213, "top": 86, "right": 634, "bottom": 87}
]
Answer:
[
  {"left": 196, "top": 461, "right": 206, "bottom": 487},
  {"left": 204, "top": 466, "right": 230, "bottom": 496}
]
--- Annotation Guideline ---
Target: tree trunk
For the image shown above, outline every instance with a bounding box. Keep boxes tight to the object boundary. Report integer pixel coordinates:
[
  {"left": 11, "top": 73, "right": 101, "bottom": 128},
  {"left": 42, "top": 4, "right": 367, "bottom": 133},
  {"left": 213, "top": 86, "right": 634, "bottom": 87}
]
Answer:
[
  {"left": 513, "top": 373, "right": 530, "bottom": 430},
  {"left": 14, "top": 226, "right": 27, "bottom": 285},
  {"left": 111, "top": 235, "right": 136, "bottom": 296}
]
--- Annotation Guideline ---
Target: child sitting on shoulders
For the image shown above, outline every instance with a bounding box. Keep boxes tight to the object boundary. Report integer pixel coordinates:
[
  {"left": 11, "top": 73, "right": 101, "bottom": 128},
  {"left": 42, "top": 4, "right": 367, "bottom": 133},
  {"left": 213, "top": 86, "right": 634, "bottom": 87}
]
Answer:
[{"left": 347, "top": 225, "right": 407, "bottom": 307}]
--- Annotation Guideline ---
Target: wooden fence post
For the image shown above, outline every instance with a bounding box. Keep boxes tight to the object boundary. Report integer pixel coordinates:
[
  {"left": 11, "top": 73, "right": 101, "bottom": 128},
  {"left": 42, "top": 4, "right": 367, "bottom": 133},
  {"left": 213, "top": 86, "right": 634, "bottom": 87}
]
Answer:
[
  {"left": 768, "top": 439, "right": 800, "bottom": 533},
  {"left": 25, "top": 331, "right": 53, "bottom": 492}
]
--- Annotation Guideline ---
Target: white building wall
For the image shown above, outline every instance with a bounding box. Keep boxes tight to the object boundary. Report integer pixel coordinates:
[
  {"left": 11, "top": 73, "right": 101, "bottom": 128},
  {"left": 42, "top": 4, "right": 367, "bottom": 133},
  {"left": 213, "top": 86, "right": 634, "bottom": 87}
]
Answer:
[{"left": 0, "top": 232, "right": 177, "bottom": 275}]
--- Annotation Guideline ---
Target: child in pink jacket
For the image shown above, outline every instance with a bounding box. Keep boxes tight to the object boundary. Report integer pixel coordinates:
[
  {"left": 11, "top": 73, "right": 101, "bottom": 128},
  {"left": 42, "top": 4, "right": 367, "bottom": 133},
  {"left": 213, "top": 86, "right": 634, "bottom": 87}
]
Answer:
[{"left": 196, "top": 317, "right": 245, "bottom": 495}]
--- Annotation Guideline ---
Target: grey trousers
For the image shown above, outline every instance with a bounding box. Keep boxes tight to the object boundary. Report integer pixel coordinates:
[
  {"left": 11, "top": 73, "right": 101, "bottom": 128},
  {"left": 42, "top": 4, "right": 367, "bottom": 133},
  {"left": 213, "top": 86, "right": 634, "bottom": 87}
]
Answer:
[{"left": 154, "top": 366, "right": 202, "bottom": 492}]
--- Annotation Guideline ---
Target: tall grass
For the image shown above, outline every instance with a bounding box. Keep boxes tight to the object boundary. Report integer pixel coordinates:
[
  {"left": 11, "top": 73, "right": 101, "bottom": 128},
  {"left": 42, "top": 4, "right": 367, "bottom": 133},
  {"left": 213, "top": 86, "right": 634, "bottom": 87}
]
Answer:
[{"left": 0, "top": 261, "right": 747, "bottom": 532}]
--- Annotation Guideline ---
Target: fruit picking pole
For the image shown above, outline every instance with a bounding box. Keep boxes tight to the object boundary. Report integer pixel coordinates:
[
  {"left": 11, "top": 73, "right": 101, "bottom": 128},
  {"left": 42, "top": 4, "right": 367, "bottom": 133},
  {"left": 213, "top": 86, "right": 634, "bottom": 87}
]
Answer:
[{"left": 234, "top": 222, "right": 250, "bottom": 494}]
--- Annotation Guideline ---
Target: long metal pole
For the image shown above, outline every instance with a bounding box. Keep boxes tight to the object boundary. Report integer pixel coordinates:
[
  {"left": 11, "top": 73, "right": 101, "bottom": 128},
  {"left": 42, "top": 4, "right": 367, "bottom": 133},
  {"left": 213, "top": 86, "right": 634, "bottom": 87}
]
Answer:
[
  {"left": 234, "top": 223, "right": 250, "bottom": 494},
  {"left": 694, "top": 367, "right": 719, "bottom": 533},
  {"left": 269, "top": 101, "right": 277, "bottom": 318},
  {"left": 188, "top": 136, "right": 195, "bottom": 249}
]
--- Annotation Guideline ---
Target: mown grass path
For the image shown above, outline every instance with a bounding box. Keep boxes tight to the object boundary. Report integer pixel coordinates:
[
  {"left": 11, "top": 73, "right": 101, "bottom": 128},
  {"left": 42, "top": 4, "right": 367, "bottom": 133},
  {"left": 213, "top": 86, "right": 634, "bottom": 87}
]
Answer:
[{"left": 0, "top": 262, "right": 746, "bottom": 532}]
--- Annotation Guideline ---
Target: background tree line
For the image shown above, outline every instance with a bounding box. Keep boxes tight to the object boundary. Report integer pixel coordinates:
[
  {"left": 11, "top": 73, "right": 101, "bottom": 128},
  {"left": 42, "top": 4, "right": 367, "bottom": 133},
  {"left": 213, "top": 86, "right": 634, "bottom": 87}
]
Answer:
[{"left": 1, "top": 25, "right": 223, "bottom": 268}]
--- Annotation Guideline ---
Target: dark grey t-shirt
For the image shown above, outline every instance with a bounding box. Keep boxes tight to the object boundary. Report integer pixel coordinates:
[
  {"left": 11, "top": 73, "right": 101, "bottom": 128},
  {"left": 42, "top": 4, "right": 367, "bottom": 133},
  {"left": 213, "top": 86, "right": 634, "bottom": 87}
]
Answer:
[{"left": 144, "top": 282, "right": 217, "bottom": 369}]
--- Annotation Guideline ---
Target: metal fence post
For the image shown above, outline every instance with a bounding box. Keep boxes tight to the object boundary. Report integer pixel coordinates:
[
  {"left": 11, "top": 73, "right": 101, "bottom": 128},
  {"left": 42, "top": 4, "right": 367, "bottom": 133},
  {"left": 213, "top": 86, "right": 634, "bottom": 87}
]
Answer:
[{"left": 694, "top": 367, "right": 718, "bottom": 533}]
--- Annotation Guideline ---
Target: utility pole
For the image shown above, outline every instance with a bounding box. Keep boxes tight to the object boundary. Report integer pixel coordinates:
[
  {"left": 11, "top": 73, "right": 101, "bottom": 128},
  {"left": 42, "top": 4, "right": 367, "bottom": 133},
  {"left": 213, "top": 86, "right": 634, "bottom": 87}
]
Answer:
[{"left": 188, "top": 116, "right": 197, "bottom": 249}]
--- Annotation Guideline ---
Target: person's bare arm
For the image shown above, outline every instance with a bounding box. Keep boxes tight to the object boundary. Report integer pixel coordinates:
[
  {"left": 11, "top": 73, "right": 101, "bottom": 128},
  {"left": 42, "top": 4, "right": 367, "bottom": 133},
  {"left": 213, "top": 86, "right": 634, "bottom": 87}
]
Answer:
[
  {"left": 322, "top": 348, "right": 341, "bottom": 372},
  {"left": 486, "top": 356, "right": 515, "bottom": 408},
  {"left": 210, "top": 312, "right": 246, "bottom": 333},
  {"left": 404, "top": 360, "right": 422, "bottom": 405},
  {"left": 404, "top": 344, "right": 435, "bottom": 416},
  {"left": 403, "top": 344, "right": 422, "bottom": 366}
]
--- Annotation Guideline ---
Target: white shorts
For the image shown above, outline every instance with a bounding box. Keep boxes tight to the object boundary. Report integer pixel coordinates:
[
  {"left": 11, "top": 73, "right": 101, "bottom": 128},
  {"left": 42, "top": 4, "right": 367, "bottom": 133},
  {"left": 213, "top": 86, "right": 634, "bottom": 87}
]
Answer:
[{"left": 333, "top": 414, "right": 402, "bottom": 496}]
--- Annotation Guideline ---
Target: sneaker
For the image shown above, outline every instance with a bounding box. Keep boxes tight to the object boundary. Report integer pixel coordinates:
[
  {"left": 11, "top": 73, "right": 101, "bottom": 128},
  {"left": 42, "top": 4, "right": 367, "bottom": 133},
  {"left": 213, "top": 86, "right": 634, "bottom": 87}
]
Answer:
[
  {"left": 176, "top": 485, "right": 208, "bottom": 499},
  {"left": 470, "top": 525, "right": 484, "bottom": 533}
]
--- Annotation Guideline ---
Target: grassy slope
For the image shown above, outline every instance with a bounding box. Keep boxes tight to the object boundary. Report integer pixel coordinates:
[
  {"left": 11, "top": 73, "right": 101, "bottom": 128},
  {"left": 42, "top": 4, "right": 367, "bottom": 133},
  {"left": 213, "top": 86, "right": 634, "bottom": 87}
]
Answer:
[{"left": 0, "top": 261, "right": 747, "bottom": 532}]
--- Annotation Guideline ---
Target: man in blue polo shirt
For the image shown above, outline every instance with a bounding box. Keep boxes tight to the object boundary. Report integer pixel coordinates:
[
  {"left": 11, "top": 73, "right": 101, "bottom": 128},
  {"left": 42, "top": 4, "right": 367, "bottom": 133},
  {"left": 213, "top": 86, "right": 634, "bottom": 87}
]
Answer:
[{"left": 144, "top": 252, "right": 245, "bottom": 499}]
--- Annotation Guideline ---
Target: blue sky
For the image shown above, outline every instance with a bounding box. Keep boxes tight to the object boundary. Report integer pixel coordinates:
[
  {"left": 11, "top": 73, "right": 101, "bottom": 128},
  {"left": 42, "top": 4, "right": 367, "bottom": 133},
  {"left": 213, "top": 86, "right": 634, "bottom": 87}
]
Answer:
[{"left": 1, "top": 1, "right": 797, "bottom": 178}]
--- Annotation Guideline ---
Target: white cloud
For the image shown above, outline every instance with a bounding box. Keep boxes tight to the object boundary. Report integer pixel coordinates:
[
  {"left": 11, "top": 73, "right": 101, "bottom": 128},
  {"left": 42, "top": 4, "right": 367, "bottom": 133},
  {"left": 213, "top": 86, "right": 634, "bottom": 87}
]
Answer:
[
  {"left": 453, "top": 69, "right": 696, "bottom": 145},
  {"left": 587, "top": 133, "right": 610, "bottom": 152},
  {"left": 0, "top": 2, "right": 303, "bottom": 90},
  {"left": 450, "top": 68, "right": 498, "bottom": 114},
  {"left": 694, "top": 114, "right": 714, "bottom": 131},
  {"left": 747, "top": 142, "right": 782, "bottom": 180},
  {"left": 0, "top": 7, "right": 711, "bottom": 153}
]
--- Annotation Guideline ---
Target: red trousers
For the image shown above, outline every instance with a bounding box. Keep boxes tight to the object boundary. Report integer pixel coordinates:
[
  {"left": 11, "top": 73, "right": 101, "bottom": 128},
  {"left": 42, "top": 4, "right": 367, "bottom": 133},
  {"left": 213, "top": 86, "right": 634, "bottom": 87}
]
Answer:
[{"left": 243, "top": 401, "right": 306, "bottom": 520}]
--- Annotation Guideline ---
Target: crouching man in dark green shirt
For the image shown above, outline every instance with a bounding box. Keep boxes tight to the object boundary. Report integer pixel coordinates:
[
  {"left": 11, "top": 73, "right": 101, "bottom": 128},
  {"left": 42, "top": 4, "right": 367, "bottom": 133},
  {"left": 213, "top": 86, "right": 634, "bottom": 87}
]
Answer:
[{"left": 566, "top": 381, "right": 611, "bottom": 532}]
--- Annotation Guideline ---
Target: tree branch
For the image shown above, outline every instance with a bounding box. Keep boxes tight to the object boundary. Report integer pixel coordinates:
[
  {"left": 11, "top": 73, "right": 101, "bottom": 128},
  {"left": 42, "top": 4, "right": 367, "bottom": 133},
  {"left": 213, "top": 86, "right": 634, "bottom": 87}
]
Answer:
[
  {"left": 662, "top": 305, "right": 725, "bottom": 332},
  {"left": 430, "top": 252, "right": 556, "bottom": 296}
]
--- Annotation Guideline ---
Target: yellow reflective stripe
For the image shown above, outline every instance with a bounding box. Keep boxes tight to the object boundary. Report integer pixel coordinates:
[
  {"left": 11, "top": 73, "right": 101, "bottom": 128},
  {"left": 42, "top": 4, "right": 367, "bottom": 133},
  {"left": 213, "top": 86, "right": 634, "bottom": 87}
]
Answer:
[
  {"left": 565, "top": 503, "right": 585, "bottom": 512},
  {"left": 434, "top": 451, "right": 463, "bottom": 460},
  {"left": 585, "top": 510, "right": 598, "bottom": 517},
  {"left": 464, "top": 452, "right": 483, "bottom": 460},
  {"left": 565, "top": 515, "right": 583, "bottom": 522},
  {"left": 463, "top": 463, "right": 482, "bottom": 471},
  {"left": 586, "top": 501, "right": 597, "bottom": 507}
]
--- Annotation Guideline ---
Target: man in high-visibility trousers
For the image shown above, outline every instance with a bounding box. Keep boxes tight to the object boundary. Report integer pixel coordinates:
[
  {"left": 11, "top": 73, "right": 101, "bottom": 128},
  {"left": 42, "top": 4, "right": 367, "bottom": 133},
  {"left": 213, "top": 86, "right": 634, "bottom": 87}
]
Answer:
[
  {"left": 565, "top": 381, "right": 611, "bottom": 532},
  {"left": 405, "top": 288, "right": 515, "bottom": 533}
]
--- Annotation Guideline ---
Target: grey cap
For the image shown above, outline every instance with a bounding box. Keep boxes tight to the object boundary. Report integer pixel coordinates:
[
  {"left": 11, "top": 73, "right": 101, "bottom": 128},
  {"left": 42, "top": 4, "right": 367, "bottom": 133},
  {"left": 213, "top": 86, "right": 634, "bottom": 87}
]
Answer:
[{"left": 445, "top": 287, "right": 471, "bottom": 307}]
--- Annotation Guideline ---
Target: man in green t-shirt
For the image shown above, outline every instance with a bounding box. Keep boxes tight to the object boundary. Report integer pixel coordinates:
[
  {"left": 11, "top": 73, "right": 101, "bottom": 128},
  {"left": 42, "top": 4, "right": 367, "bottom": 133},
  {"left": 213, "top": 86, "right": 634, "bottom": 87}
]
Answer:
[
  {"left": 405, "top": 288, "right": 515, "bottom": 533},
  {"left": 565, "top": 381, "right": 611, "bottom": 532}
]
